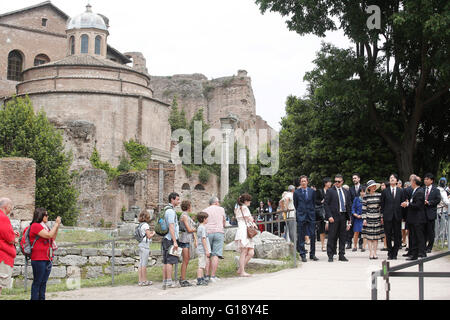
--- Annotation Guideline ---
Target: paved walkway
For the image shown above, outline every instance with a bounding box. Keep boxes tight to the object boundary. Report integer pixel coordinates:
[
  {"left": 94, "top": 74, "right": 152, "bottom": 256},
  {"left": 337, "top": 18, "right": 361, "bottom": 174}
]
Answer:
[{"left": 49, "top": 246, "right": 450, "bottom": 300}]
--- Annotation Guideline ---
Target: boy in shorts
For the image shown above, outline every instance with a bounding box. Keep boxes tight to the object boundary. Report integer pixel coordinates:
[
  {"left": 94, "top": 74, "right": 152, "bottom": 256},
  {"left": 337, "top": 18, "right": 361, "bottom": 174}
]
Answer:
[{"left": 196, "top": 212, "right": 211, "bottom": 286}]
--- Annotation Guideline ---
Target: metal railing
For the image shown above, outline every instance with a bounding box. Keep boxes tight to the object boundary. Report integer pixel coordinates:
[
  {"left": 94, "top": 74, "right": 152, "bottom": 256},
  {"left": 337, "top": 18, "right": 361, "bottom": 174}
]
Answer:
[
  {"left": 226, "top": 209, "right": 299, "bottom": 267},
  {"left": 23, "top": 236, "right": 153, "bottom": 291},
  {"left": 370, "top": 250, "right": 450, "bottom": 300}
]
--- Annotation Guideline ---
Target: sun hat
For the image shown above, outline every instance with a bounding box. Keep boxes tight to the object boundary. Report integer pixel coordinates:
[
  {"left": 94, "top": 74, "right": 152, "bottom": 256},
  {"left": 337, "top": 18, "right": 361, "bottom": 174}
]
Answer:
[{"left": 366, "top": 180, "right": 381, "bottom": 192}]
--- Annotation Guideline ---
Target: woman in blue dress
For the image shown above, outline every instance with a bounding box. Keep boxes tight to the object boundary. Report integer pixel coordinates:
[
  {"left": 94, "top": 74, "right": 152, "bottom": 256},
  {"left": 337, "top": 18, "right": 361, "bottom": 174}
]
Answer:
[{"left": 351, "top": 186, "right": 366, "bottom": 252}]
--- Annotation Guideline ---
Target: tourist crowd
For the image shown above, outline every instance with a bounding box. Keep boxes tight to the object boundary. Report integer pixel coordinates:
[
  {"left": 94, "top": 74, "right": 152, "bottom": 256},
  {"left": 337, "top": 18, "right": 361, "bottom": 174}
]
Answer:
[{"left": 0, "top": 173, "right": 448, "bottom": 299}]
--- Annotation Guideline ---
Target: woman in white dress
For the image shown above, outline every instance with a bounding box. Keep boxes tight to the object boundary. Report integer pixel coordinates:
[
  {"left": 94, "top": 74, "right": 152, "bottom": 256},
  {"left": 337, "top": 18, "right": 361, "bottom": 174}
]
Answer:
[{"left": 234, "top": 193, "right": 257, "bottom": 277}]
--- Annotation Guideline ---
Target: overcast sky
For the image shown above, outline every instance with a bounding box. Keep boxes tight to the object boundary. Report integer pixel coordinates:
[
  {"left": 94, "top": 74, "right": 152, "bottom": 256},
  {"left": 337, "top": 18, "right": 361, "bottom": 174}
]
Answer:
[{"left": 5, "top": 0, "right": 352, "bottom": 131}]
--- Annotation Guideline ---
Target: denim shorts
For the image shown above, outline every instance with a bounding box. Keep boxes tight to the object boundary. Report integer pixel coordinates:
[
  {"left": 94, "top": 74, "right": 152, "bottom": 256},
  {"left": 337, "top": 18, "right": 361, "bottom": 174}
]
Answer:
[
  {"left": 178, "top": 242, "right": 190, "bottom": 249},
  {"left": 208, "top": 232, "right": 224, "bottom": 257}
]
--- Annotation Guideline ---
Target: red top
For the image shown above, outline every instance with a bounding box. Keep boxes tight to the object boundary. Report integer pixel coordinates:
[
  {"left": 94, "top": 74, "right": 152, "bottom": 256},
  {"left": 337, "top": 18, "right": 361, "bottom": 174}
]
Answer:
[
  {"left": 29, "top": 223, "right": 53, "bottom": 261},
  {"left": 0, "top": 210, "right": 17, "bottom": 267}
]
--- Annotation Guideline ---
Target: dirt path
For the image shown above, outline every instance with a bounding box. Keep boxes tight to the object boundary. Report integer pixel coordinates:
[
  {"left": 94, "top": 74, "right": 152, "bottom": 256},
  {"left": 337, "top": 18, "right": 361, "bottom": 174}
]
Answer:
[{"left": 49, "top": 247, "right": 450, "bottom": 300}]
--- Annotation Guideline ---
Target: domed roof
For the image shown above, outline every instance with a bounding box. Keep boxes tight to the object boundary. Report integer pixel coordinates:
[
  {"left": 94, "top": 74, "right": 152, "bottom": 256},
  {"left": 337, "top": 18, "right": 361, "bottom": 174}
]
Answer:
[{"left": 67, "top": 4, "right": 108, "bottom": 31}]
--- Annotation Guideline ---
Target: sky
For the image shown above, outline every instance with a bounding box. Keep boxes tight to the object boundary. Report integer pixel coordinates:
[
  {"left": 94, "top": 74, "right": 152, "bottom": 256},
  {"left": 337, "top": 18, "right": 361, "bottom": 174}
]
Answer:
[{"left": 4, "top": 0, "right": 353, "bottom": 131}]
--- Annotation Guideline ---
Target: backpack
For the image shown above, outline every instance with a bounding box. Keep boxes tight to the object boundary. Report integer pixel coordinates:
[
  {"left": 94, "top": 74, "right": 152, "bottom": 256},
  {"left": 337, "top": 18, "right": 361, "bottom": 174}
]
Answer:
[
  {"left": 20, "top": 226, "right": 39, "bottom": 260},
  {"left": 134, "top": 223, "right": 146, "bottom": 242},
  {"left": 154, "top": 205, "right": 172, "bottom": 236}
]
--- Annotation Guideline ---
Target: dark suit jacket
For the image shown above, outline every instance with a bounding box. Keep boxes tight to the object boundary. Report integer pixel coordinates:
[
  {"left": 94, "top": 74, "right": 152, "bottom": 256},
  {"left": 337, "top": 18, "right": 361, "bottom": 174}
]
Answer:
[
  {"left": 406, "top": 187, "right": 426, "bottom": 224},
  {"left": 349, "top": 185, "right": 362, "bottom": 204},
  {"left": 324, "top": 186, "right": 351, "bottom": 221},
  {"left": 294, "top": 187, "right": 316, "bottom": 222},
  {"left": 424, "top": 185, "right": 441, "bottom": 221},
  {"left": 381, "top": 187, "right": 405, "bottom": 222}
]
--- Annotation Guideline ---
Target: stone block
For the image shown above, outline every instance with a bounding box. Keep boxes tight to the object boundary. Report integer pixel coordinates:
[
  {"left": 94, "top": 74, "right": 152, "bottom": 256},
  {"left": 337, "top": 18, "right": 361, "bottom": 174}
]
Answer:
[
  {"left": 224, "top": 227, "right": 238, "bottom": 243},
  {"left": 12, "top": 266, "right": 22, "bottom": 277},
  {"left": 233, "top": 256, "right": 287, "bottom": 268},
  {"left": 122, "top": 248, "right": 136, "bottom": 257},
  {"left": 84, "top": 266, "right": 103, "bottom": 279},
  {"left": 113, "top": 257, "right": 135, "bottom": 265},
  {"left": 81, "top": 248, "right": 98, "bottom": 257},
  {"left": 67, "top": 266, "right": 81, "bottom": 278},
  {"left": 49, "top": 266, "right": 67, "bottom": 279},
  {"left": 14, "top": 255, "right": 25, "bottom": 266},
  {"left": 66, "top": 248, "right": 82, "bottom": 255},
  {"left": 104, "top": 265, "right": 134, "bottom": 275},
  {"left": 88, "top": 256, "right": 109, "bottom": 265},
  {"left": 99, "top": 249, "right": 122, "bottom": 257},
  {"left": 58, "top": 255, "right": 88, "bottom": 266},
  {"left": 55, "top": 249, "right": 67, "bottom": 256}
]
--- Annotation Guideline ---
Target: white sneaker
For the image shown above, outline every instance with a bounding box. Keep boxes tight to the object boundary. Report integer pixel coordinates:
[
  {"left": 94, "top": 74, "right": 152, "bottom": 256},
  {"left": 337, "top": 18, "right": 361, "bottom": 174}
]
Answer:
[{"left": 210, "top": 276, "right": 220, "bottom": 283}]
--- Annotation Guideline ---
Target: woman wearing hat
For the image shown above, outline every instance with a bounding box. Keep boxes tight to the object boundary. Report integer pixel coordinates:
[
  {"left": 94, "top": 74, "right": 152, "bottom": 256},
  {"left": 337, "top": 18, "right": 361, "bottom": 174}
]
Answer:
[{"left": 362, "top": 180, "right": 385, "bottom": 259}]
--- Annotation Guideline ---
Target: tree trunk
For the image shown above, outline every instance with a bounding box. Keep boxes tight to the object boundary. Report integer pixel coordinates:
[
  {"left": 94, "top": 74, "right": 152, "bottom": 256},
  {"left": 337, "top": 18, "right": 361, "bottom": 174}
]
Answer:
[{"left": 396, "top": 139, "right": 415, "bottom": 183}]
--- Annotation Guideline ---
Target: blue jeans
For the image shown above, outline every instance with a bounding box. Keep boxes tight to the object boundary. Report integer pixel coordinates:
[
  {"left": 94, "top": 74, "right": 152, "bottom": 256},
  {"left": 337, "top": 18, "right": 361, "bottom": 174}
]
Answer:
[{"left": 31, "top": 260, "right": 52, "bottom": 300}]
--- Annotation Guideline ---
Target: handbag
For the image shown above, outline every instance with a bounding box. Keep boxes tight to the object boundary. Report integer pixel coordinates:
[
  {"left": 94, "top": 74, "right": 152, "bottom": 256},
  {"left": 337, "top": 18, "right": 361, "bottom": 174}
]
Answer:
[{"left": 240, "top": 207, "right": 258, "bottom": 239}]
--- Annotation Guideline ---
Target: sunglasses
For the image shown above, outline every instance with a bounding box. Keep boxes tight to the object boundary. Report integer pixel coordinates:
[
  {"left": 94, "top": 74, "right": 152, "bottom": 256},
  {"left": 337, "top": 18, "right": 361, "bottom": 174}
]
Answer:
[{"left": 335, "top": 180, "right": 343, "bottom": 183}]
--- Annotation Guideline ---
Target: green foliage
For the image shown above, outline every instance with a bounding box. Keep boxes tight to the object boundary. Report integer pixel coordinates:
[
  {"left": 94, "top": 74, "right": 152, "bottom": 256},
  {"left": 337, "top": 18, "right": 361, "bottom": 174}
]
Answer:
[
  {"left": 117, "top": 156, "right": 131, "bottom": 173},
  {"left": 91, "top": 140, "right": 152, "bottom": 179},
  {"left": 168, "top": 97, "right": 188, "bottom": 133},
  {"left": 0, "top": 96, "right": 78, "bottom": 225},
  {"left": 256, "top": 0, "right": 450, "bottom": 180},
  {"left": 90, "top": 148, "right": 119, "bottom": 181},
  {"left": 123, "top": 139, "right": 152, "bottom": 171},
  {"left": 198, "top": 168, "right": 210, "bottom": 184}
]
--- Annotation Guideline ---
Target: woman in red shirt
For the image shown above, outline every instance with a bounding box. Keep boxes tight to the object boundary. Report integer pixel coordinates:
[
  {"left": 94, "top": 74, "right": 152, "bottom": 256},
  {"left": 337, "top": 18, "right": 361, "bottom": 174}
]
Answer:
[{"left": 29, "top": 208, "right": 61, "bottom": 300}]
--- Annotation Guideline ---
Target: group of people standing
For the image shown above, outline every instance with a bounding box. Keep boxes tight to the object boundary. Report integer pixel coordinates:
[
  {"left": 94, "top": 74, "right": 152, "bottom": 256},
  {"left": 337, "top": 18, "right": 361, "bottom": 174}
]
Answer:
[
  {"left": 0, "top": 198, "right": 62, "bottom": 300},
  {"left": 279, "top": 173, "right": 449, "bottom": 263}
]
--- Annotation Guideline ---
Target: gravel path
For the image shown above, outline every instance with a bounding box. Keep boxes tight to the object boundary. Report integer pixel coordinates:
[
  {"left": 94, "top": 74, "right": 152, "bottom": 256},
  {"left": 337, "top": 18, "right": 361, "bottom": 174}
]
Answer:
[{"left": 49, "top": 246, "right": 450, "bottom": 300}]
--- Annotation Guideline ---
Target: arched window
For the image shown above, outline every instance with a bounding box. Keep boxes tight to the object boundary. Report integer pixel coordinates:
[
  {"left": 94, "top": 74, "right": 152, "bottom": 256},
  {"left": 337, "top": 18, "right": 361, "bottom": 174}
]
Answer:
[
  {"left": 95, "top": 36, "right": 102, "bottom": 55},
  {"left": 182, "top": 183, "right": 191, "bottom": 191},
  {"left": 7, "top": 50, "right": 23, "bottom": 81},
  {"left": 34, "top": 54, "right": 50, "bottom": 66},
  {"left": 81, "top": 34, "right": 89, "bottom": 54},
  {"left": 70, "top": 36, "right": 75, "bottom": 55},
  {"left": 194, "top": 184, "right": 205, "bottom": 191}
]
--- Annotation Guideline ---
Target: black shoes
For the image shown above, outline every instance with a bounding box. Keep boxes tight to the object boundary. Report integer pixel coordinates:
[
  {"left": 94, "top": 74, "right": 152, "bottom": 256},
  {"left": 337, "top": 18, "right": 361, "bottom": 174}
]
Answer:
[
  {"left": 346, "top": 244, "right": 352, "bottom": 249},
  {"left": 339, "top": 256, "right": 349, "bottom": 262},
  {"left": 310, "top": 256, "right": 319, "bottom": 261},
  {"left": 328, "top": 257, "right": 333, "bottom": 262},
  {"left": 301, "top": 256, "right": 307, "bottom": 263},
  {"left": 426, "top": 249, "right": 432, "bottom": 254},
  {"left": 406, "top": 256, "right": 418, "bottom": 261}
]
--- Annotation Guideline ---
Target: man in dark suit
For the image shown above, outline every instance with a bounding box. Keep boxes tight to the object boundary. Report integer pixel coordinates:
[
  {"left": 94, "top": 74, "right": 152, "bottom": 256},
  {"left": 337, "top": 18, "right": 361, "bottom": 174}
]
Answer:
[
  {"left": 294, "top": 175, "right": 318, "bottom": 262},
  {"left": 381, "top": 174, "right": 405, "bottom": 260},
  {"left": 423, "top": 173, "right": 441, "bottom": 253},
  {"left": 324, "top": 174, "right": 352, "bottom": 262},
  {"left": 401, "top": 176, "right": 427, "bottom": 260},
  {"left": 349, "top": 173, "right": 363, "bottom": 249}
]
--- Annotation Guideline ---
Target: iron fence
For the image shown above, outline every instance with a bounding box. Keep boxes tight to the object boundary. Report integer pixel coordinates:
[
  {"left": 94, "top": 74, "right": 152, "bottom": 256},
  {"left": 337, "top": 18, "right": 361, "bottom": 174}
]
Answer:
[{"left": 370, "top": 250, "right": 450, "bottom": 300}]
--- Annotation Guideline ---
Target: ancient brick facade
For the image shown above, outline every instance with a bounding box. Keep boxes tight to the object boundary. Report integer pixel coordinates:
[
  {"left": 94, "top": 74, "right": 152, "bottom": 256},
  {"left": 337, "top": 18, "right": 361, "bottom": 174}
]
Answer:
[{"left": 0, "top": 158, "right": 36, "bottom": 221}]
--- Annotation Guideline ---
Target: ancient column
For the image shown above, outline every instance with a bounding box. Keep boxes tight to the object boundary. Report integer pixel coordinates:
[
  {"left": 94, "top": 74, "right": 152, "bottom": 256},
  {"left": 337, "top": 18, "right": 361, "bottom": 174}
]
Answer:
[
  {"left": 220, "top": 115, "right": 238, "bottom": 201},
  {"left": 239, "top": 148, "right": 247, "bottom": 184}
]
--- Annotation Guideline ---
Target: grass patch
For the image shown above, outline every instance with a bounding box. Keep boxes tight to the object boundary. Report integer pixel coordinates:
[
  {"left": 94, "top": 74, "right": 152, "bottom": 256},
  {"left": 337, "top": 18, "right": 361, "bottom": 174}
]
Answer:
[
  {"left": 0, "top": 251, "right": 294, "bottom": 300},
  {"left": 57, "top": 230, "right": 113, "bottom": 243}
]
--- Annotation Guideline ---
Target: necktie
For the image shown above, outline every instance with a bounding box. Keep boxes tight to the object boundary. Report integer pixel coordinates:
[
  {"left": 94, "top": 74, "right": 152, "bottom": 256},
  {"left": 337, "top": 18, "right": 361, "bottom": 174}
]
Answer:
[
  {"left": 426, "top": 187, "right": 430, "bottom": 201},
  {"left": 392, "top": 187, "right": 395, "bottom": 199},
  {"left": 338, "top": 188, "right": 345, "bottom": 212},
  {"left": 304, "top": 189, "right": 308, "bottom": 200}
]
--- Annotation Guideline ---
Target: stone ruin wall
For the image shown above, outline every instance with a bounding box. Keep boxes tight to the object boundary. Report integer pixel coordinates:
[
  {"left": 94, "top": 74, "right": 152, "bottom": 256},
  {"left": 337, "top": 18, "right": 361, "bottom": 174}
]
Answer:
[
  {"left": 0, "top": 158, "right": 35, "bottom": 221},
  {"left": 150, "top": 70, "right": 275, "bottom": 136}
]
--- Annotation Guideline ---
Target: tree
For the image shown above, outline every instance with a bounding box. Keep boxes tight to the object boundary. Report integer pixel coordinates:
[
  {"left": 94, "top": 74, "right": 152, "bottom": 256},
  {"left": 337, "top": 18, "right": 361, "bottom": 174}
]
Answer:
[
  {"left": 0, "top": 96, "right": 78, "bottom": 225},
  {"left": 168, "top": 96, "right": 187, "bottom": 133},
  {"left": 256, "top": 0, "right": 450, "bottom": 180}
]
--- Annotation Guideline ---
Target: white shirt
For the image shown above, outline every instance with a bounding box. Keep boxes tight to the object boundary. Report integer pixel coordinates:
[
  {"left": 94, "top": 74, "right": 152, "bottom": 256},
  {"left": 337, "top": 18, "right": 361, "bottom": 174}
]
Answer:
[{"left": 283, "top": 192, "right": 295, "bottom": 218}]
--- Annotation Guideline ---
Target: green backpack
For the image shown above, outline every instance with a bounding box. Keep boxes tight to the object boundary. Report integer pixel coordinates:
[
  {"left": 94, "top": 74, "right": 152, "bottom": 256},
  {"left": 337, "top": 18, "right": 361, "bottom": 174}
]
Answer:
[{"left": 154, "top": 205, "right": 172, "bottom": 236}]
